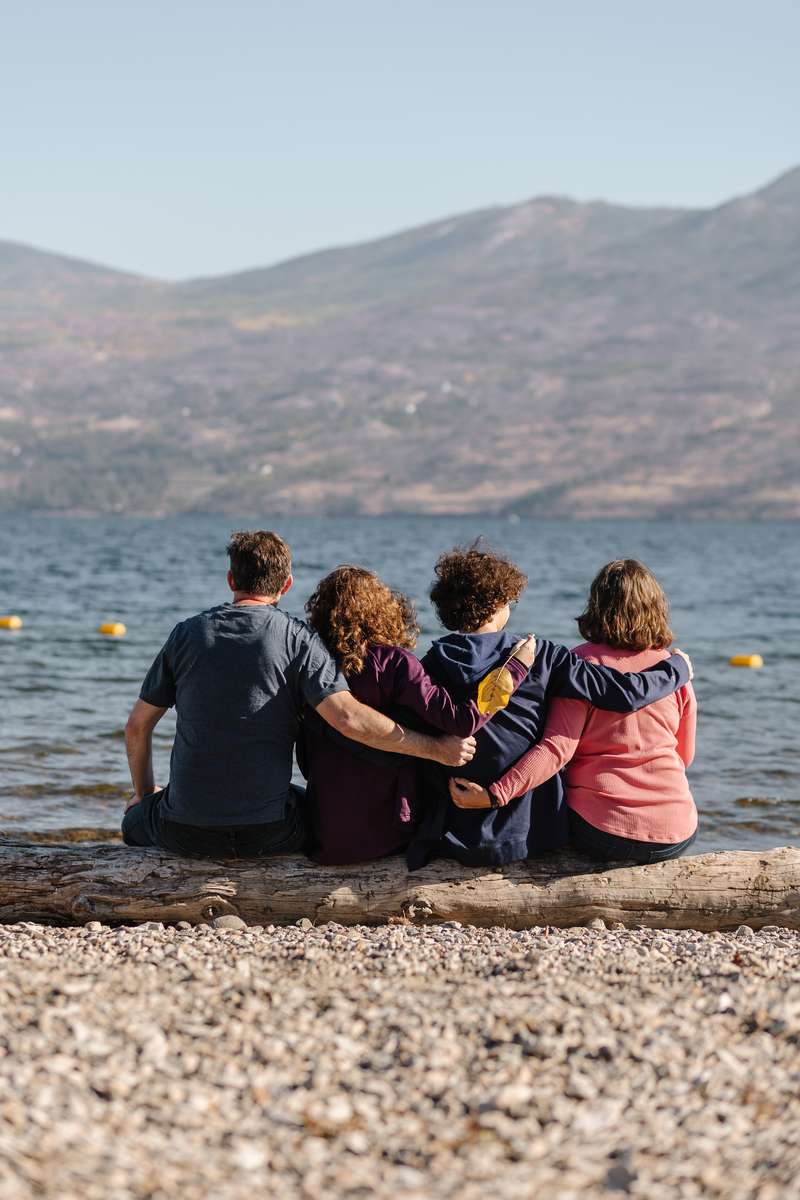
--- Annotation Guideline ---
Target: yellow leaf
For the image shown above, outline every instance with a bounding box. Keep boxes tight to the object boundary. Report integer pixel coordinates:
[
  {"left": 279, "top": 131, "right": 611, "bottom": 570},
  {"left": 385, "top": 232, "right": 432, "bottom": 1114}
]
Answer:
[{"left": 477, "top": 665, "right": 516, "bottom": 716}]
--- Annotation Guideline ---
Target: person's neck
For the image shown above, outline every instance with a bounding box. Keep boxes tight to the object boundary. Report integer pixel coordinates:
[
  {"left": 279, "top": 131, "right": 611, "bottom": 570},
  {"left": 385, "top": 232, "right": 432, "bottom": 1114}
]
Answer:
[
  {"left": 231, "top": 592, "right": 279, "bottom": 607},
  {"left": 471, "top": 617, "right": 506, "bottom": 634}
]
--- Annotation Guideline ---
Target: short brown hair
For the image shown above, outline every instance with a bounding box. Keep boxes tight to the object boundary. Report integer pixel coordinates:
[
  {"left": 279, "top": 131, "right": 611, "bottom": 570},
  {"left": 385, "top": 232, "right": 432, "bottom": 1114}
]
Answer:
[
  {"left": 305, "top": 565, "right": 419, "bottom": 677},
  {"left": 226, "top": 530, "right": 291, "bottom": 595},
  {"left": 430, "top": 541, "right": 527, "bottom": 633},
  {"left": 577, "top": 559, "right": 674, "bottom": 651}
]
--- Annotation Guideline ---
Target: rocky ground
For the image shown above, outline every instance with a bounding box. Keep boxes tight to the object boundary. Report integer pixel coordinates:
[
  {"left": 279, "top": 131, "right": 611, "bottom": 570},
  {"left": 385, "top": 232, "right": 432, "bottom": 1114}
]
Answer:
[{"left": 0, "top": 921, "right": 798, "bottom": 1199}]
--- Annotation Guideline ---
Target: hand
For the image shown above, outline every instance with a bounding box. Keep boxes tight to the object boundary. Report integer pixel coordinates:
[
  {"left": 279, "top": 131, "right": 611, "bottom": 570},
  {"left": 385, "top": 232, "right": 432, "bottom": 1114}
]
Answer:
[
  {"left": 434, "top": 735, "right": 477, "bottom": 767},
  {"left": 510, "top": 634, "right": 537, "bottom": 669},
  {"left": 449, "top": 777, "right": 496, "bottom": 809},
  {"left": 125, "top": 793, "right": 143, "bottom": 811},
  {"left": 673, "top": 648, "right": 694, "bottom": 681}
]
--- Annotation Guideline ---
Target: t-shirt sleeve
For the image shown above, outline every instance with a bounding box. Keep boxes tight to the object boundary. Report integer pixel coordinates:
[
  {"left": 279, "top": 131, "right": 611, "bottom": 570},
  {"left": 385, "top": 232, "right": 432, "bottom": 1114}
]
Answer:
[
  {"left": 139, "top": 630, "right": 178, "bottom": 709},
  {"left": 296, "top": 631, "right": 349, "bottom": 709}
]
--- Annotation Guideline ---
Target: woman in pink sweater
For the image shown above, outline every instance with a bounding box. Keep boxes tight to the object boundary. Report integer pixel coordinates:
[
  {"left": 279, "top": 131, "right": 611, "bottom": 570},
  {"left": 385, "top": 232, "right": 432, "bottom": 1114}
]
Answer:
[{"left": 449, "top": 560, "right": 697, "bottom": 863}]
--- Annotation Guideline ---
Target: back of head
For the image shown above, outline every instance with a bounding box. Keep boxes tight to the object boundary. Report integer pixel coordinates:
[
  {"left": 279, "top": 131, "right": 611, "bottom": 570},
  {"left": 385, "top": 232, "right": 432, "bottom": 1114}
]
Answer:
[
  {"left": 577, "top": 559, "right": 673, "bottom": 651},
  {"left": 306, "top": 565, "right": 418, "bottom": 677},
  {"left": 226, "top": 530, "right": 292, "bottom": 596},
  {"left": 430, "top": 541, "right": 527, "bottom": 633}
]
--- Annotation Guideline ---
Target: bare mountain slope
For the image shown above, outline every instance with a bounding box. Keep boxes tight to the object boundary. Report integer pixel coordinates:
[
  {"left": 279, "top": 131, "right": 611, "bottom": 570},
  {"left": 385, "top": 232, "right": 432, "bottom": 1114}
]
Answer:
[{"left": 0, "top": 169, "right": 798, "bottom": 517}]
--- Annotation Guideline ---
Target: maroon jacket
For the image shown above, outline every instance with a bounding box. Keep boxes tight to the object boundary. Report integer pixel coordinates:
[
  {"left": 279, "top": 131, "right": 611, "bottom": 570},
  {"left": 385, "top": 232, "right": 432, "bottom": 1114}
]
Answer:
[{"left": 298, "top": 641, "right": 527, "bottom": 864}]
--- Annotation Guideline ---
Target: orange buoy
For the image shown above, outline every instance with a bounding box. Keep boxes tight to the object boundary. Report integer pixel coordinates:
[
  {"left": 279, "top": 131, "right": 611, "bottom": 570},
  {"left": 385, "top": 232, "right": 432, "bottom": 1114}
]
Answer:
[
  {"left": 0, "top": 615, "right": 22, "bottom": 630},
  {"left": 729, "top": 654, "right": 763, "bottom": 669},
  {"left": 99, "top": 621, "right": 127, "bottom": 638}
]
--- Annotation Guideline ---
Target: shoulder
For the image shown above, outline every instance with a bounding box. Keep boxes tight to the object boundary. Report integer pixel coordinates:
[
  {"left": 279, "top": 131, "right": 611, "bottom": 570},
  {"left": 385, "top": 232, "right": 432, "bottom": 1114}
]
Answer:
[
  {"left": 530, "top": 638, "right": 561, "bottom": 665},
  {"left": 282, "top": 612, "right": 335, "bottom": 656},
  {"left": 569, "top": 640, "right": 604, "bottom": 663},
  {"left": 179, "top": 605, "right": 229, "bottom": 632},
  {"left": 576, "top": 642, "right": 669, "bottom": 669},
  {"left": 368, "top": 642, "right": 421, "bottom": 676},
  {"left": 374, "top": 642, "right": 418, "bottom": 665},
  {"left": 276, "top": 609, "right": 312, "bottom": 638},
  {"left": 534, "top": 639, "right": 605, "bottom": 674},
  {"left": 166, "top": 609, "right": 215, "bottom": 642}
]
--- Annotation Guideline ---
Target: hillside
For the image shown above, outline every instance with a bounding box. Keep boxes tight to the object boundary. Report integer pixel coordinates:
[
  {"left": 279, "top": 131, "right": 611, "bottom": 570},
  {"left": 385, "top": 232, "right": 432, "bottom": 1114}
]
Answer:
[{"left": 1, "top": 168, "right": 798, "bottom": 518}]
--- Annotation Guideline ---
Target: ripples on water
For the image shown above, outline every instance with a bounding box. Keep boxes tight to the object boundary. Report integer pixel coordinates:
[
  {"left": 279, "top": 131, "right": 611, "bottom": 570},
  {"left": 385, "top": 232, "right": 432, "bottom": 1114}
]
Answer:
[{"left": 1, "top": 516, "right": 798, "bottom": 851}]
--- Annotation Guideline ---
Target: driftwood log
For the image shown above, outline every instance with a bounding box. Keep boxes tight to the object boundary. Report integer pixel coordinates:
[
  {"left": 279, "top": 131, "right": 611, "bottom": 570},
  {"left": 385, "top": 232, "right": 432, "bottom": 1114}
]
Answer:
[{"left": 0, "top": 837, "right": 797, "bottom": 930}]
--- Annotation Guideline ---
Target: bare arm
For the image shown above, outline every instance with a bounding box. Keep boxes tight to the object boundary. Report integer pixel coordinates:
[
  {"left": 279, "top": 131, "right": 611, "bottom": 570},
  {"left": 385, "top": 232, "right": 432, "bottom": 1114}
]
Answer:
[
  {"left": 316, "top": 691, "right": 476, "bottom": 767},
  {"left": 124, "top": 698, "right": 167, "bottom": 807}
]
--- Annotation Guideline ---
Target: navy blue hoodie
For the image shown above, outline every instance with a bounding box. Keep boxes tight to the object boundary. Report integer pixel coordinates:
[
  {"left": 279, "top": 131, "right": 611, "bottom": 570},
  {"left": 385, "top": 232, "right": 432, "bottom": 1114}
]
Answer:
[{"left": 406, "top": 632, "right": 691, "bottom": 869}]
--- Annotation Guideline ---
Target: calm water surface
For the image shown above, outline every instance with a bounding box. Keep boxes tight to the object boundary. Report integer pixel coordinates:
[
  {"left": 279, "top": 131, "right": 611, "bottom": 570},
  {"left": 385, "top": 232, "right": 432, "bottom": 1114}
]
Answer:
[{"left": 1, "top": 516, "right": 798, "bottom": 852}]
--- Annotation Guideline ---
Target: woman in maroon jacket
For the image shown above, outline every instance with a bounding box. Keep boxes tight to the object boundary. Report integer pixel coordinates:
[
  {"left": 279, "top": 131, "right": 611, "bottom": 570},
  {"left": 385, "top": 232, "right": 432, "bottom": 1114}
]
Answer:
[{"left": 298, "top": 565, "right": 534, "bottom": 864}]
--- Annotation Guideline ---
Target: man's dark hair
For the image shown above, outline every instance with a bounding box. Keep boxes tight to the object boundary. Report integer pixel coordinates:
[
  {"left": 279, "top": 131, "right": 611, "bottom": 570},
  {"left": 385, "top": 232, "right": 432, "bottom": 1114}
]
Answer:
[
  {"left": 226, "top": 530, "right": 292, "bottom": 595},
  {"left": 430, "top": 540, "right": 527, "bottom": 632}
]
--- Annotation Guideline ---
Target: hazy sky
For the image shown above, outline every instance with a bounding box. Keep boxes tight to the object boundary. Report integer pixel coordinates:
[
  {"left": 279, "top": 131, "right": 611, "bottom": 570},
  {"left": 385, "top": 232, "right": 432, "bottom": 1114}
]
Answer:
[{"left": 3, "top": 0, "right": 798, "bottom": 279}]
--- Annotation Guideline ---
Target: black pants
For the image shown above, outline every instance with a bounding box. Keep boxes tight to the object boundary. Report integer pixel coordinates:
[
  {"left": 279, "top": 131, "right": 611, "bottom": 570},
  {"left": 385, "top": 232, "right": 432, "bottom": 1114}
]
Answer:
[
  {"left": 121, "top": 785, "right": 308, "bottom": 858},
  {"left": 568, "top": 808, "right": 697, "bottom": 865}
]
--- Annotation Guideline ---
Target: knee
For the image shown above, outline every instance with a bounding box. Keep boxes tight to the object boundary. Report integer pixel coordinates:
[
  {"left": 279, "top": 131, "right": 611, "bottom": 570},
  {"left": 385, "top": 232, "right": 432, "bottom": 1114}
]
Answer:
[
  {"left": 121, "top": 817, "right": 141, "bottom": 847},
  {"left": 121, "top": 802, "right": 148, "bottom": 846}
]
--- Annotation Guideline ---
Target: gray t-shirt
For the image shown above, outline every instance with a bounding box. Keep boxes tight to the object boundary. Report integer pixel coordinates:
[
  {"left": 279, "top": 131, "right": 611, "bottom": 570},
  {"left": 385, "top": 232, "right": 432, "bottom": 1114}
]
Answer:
[{"left": 139, "top": 603, "right": 348, "bottom": 826}]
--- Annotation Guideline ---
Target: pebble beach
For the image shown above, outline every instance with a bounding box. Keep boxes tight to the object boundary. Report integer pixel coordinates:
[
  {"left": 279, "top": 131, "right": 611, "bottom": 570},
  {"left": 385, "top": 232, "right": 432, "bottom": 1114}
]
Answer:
[{"left": 0, "top": 921, "right": 798, "bottom": 1199}]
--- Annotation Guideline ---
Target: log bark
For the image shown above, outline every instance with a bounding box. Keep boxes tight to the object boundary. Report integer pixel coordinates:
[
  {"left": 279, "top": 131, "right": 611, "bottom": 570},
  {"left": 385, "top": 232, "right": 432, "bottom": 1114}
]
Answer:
[{"left": 0, "top": 839, "right": 798, "bottom": 930}]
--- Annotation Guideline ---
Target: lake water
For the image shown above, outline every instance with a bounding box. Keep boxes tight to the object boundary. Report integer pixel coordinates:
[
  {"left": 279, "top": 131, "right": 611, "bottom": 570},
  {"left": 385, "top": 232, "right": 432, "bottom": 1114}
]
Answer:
[{"left": 1, "top": 515, "right": 798, "bottom": 852}]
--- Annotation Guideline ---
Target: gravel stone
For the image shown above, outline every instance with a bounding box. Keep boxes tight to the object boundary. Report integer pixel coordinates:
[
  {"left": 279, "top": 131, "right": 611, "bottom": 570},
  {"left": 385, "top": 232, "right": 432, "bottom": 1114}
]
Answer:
[
  {"left": 212, "top": 915, "right": 248, "bottom": 931},
  {"left": 0, "top": 922, "right": 797, "bottom": 1198}
]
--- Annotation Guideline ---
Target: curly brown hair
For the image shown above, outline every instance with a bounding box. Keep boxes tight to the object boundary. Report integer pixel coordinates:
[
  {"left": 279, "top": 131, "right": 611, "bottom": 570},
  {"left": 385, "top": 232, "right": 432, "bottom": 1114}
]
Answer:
[
  {"left": 305, "top": 565, "right": 419, "bottom": 677},
  {"left": 430, "top": 541, "right": 528, "bottom": 633},
  {"left": 577, "top": 559, "right": 674, "bottom": 651}
]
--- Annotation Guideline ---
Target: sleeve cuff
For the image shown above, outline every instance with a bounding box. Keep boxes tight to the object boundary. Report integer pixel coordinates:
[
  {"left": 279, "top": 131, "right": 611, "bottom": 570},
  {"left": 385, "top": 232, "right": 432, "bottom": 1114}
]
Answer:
[
  {"left": 667, "top": 653, "right": 690, "bottom": 686},
  {"left": 506, "top": 657, "right": 529, "bottom": 685},
  {"left": 311, "top": 680, "right": 351, "bottom": 708},
  {"left": 488, "top": 781, "right": 509, "bottom": 808},
  {"left": 139, "top": 688, "right": 175, "bottom": 709}
]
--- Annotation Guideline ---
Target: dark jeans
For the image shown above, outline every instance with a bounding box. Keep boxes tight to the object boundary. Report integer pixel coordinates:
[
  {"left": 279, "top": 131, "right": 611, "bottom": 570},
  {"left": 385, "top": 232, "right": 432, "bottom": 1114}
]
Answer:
[
  {"left": 122, "top": 784, "right": 308, "bottom": 858},
  {"left": 568, "top": 808, "right": 697, "bottom": 865}
]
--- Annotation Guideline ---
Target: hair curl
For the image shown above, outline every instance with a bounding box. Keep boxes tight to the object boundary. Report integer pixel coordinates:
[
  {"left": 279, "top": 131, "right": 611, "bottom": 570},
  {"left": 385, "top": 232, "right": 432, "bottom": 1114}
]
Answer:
[
  {"left": 430, "top": 541, "right": 527, "bottom": 633},
  {"left": 577, "top": 559, "right": 674, "bottom": 651},
  {"left": 305, "top": 565, "right": 419, "bottom": 677}
]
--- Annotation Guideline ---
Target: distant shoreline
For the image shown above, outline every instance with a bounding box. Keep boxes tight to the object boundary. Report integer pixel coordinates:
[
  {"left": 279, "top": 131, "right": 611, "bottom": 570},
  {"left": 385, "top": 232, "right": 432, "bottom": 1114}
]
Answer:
[{"left": 3, "top": 510, "right": 799, "bottom": 523}]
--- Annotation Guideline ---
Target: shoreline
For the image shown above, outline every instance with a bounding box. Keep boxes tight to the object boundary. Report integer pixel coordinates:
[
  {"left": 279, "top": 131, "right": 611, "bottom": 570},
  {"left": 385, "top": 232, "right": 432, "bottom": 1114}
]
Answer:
[{"left": 0, "top": 920, "right": 798, "bottom": 1198}]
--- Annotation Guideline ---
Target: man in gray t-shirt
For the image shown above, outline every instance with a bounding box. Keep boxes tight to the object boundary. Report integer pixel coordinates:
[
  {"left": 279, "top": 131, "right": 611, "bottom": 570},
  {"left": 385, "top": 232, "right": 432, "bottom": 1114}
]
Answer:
[{"left": 123, "top": 530, "right": 475, "bottom": 858}]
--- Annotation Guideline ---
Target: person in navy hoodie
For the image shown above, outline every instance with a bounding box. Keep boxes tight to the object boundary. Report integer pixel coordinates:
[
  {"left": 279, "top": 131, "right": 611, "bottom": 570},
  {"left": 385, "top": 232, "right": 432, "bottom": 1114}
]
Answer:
[{"left": 406, "top": 542, "right": 694, "bottom": 869}]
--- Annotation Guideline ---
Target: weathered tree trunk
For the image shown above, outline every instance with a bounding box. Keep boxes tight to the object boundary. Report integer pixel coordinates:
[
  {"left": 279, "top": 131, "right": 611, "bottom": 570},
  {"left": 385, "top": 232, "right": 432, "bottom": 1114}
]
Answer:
[{"left": 0, "top": 838, "right": 797, "bottom": 929}]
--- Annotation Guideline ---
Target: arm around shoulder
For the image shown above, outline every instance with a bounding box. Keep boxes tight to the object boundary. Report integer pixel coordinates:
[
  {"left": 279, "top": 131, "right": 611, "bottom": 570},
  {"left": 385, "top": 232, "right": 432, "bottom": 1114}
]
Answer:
[
  {"left": 551, "top": 644, "right": 693, "bottom": 713},
  {"left": 315, "top": 690, "right": 476, "bottom": 767}
]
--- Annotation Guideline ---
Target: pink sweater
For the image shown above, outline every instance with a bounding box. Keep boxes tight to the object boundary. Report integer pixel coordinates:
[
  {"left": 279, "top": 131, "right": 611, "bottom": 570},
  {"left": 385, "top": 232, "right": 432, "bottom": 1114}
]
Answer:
[{"left": 492, "top": 642, "right": 697, "bottom": 843}]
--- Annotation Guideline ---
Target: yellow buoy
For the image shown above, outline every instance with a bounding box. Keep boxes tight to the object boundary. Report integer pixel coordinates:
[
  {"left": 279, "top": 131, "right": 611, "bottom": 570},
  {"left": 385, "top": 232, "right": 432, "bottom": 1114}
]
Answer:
[
  {"left": 729, "top": 654, "right": 763, "bottom": 669},
  {"left": 99, "top": 621, "right": 127, "bottom": 638},
  {"left": 0, "top": 615, "right": 22, "bottom": 630}
]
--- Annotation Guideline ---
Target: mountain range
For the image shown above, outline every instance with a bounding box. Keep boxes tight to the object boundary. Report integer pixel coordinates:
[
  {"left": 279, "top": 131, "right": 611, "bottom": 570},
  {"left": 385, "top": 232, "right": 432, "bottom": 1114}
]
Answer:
[{"left": 1, "top": 166, "right": 798, "bottom": 518}]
